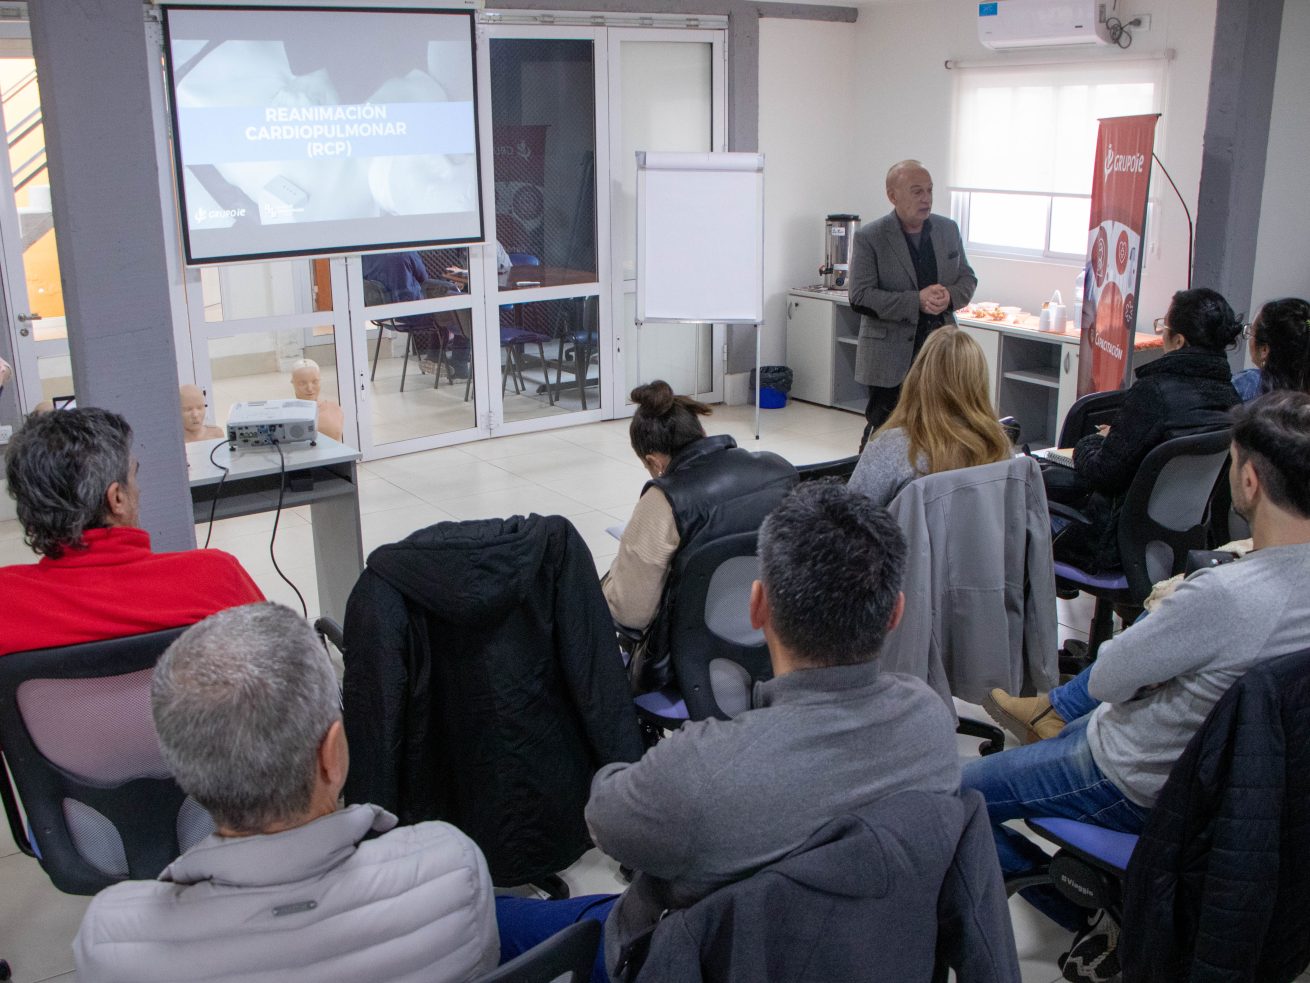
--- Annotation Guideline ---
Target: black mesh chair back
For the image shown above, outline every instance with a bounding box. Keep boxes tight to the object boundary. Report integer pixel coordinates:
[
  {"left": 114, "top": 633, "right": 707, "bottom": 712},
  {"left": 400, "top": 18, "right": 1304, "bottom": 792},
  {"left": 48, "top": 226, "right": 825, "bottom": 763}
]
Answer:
[
  {"left": 1116, "top": 429, "right": 1233, "bottom": 601},
  {"left": 667, "top": 530, "right": 771, "bottom": 721},
  {"left": 473, "top": 919, "right": 600, "bottom": 983},
  {"left": 1057, "top": 389, "right": 1128, "bottom": 447},
  {"left": 796, "top": 455, "right": 860, "bottom": 482},
  {"left": 0, "top": 627, "right": 215, "bottom": 895}
]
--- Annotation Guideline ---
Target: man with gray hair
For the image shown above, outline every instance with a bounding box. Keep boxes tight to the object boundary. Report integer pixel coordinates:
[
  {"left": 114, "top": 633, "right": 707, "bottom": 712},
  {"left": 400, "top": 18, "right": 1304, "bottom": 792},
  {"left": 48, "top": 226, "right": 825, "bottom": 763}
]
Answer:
[
  {"left": 849, "top": 159, "right": 977, "bottom": 449},
  {"left": 0, "top": 407, "right": 263, "bottom": 656},
  {"left": 74, "top": 602, "right": 499, "bottom": 982}
]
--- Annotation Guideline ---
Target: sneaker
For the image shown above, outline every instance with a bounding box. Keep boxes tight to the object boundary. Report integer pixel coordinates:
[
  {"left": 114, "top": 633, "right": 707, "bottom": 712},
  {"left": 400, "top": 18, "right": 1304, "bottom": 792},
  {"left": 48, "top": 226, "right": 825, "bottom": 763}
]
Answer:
[
  {"left": 982, "top": 689, "right": 1066, "bottom": 744},
  {"left": 1060, "top": 910, "right": 1121, "bottom": 982}
]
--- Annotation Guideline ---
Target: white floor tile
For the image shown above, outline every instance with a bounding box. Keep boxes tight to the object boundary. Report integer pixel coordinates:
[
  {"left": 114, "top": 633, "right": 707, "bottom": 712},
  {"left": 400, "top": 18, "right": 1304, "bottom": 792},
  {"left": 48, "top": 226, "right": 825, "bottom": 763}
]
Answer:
[{"left": 0, "top": 853, "right": 88, "bottom": 983}]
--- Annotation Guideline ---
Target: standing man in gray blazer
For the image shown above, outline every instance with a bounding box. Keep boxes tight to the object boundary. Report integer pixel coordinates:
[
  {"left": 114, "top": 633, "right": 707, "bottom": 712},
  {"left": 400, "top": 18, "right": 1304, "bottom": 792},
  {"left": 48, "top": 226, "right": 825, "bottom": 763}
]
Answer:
[{"left": 850, "top": 160, "right": 977, "bottom": 448}]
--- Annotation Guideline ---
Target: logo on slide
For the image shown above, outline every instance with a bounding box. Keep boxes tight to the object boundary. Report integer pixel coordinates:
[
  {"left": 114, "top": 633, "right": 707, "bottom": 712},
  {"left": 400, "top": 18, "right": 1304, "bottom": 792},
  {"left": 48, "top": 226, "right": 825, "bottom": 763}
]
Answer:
[{"left": 194, "top": 205, "right": 247, "bottom": 222}]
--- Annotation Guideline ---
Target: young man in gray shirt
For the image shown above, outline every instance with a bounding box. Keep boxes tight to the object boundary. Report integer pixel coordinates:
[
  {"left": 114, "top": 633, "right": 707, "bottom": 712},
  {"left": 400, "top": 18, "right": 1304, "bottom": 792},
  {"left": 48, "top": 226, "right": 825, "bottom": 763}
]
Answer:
[
  {"left": 494, "top": 482, "right": 963, "bottom": 982},
  {"left": 962, "top": 392, "right": 1310, "bottom": 933}
]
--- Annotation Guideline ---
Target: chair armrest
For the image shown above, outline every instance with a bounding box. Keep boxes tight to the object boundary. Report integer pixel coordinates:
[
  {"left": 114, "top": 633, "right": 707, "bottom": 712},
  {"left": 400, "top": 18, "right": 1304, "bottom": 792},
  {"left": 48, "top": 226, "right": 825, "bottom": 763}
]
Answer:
[{"left": 315, "top": 617, "right": 345, "bottom": 655}]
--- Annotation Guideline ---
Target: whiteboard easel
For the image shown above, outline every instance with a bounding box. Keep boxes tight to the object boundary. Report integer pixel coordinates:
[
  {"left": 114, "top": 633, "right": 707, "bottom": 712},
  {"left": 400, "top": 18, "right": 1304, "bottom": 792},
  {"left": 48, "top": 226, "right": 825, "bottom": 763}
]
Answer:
[{"left": 635, "top": 151, "right": 765, "bottom": 437}]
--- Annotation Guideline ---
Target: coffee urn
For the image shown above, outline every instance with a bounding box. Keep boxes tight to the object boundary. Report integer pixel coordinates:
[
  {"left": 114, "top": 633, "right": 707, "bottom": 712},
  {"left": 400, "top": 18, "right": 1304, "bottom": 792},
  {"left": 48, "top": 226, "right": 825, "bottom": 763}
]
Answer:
[{"left": 819, "top": 213, "right": 860, "bottom": 289}]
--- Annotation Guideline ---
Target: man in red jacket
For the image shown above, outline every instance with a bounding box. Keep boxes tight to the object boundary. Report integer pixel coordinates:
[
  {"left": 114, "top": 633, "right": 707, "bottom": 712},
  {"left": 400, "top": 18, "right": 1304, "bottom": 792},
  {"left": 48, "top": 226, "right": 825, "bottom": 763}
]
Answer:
[{"left": 1, "top": 407, "right": 264, "bottom": 657}]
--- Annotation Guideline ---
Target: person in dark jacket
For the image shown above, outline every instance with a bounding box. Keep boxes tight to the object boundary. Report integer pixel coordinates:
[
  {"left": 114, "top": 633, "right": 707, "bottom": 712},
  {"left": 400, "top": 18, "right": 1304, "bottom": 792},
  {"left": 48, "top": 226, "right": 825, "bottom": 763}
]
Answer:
[
  {"left": 340, "top": 513, "right": 644, "bottom": 887},
  {"left": 1045, "top": 286, "right": 1242, "bottom": 571},
  {"left": 603, "top": 380, "right": 797, "bottom": 692},
  {"left": 634, "top": 790, "right": 1019, "bottom": 983},
  {"left": 1120, "top": 647, "right": 1310, "bottom": 983}
]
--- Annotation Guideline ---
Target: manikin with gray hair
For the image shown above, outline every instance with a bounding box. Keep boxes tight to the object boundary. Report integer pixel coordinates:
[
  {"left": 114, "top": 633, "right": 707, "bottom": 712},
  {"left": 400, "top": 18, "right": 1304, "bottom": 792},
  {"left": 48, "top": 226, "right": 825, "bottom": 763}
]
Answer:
[
  {"left": 74, "top": 602, "right": 499, "bottom": 982},
  {"left": 290, "top": 357, "right": 345, "bottom": 442}
]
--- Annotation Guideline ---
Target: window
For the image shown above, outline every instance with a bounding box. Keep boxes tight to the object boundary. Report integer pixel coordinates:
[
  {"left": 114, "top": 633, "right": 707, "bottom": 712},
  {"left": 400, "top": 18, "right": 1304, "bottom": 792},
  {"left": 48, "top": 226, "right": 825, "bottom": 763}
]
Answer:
[{"left": 950, "top": 60, "right": 1162, "bottom": 260}]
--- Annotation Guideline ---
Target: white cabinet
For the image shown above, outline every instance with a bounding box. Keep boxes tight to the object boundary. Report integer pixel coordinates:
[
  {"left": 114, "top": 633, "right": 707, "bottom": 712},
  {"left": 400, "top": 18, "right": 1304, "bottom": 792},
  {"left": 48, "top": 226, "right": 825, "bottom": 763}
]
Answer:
[
  {"left": 1057, "top": 345, "right": 1080, "bottom": 442},
  {"left": 786, "top": 295, "right": 835, "bottom": 406},
  {"left": 785, "top": 291, "right": 866, "bottom": 413},
  {"left": 957, "top": 323, "right": 1001, "bottom": 412}
]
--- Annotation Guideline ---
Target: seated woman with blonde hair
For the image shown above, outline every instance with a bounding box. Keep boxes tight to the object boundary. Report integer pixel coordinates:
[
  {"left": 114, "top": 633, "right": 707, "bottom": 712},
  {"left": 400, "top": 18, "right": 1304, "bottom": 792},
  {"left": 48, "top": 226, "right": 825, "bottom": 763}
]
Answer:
[{"left": 849, "top": 327, "right": 1011, "bottom": 507}]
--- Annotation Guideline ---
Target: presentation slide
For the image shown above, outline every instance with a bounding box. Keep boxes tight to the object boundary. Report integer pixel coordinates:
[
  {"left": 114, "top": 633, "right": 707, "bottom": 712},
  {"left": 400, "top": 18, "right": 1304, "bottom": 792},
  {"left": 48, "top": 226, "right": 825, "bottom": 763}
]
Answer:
[{"left": 164, "top": 7, "right": 482, "bottom": 264}]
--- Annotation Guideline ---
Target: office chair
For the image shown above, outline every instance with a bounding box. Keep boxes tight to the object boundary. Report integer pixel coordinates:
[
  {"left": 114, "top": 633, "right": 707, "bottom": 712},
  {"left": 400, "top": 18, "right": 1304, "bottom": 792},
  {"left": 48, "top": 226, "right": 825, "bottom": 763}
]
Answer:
[
  {"left": 0, "top": 627, "right": 213, "bottom": 896},
  {"left": 882, "top": 457, "right": 1059, "bottom": 755},
  {"left": 1004, "top": 647, "right": 1310, "bottom": 983},
  {"left": 473, "top": 919, "right": 600, "bottom": 983},
  {"left": 1056, "top": 390, "right": 1128, "bottom": 449},
  {"left": 1051, "top": 428, "right": 1233, "bottom": 659},
  {"left": 633, "top": 531, "right": 770, "bottom": 734},
  {"left": 796, "top": 454, "right": 860, "bottom": 482}
]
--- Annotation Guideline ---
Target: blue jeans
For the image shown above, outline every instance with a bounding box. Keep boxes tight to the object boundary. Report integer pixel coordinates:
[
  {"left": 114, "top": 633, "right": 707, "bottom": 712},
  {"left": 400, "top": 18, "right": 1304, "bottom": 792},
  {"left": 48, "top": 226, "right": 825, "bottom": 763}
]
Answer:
[
  {"left": 1048, "top": 666, "right": 1097, "bottom": 722},
  {"left": 960, "top": 714, "right": 1149, "bottom": 930},
  {"left": 495, "top": 893, "right": 618, "bottom": 983}
]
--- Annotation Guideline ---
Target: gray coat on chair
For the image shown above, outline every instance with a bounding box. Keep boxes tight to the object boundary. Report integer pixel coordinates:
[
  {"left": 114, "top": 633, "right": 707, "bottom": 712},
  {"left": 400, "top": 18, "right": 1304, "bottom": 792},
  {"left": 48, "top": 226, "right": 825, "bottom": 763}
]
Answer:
[
  {"left": 849, "top": 211, "right": 976, "bottom": 387},
  {"left": 881, "top": 456, "right": 1058, "bottom": 709}
]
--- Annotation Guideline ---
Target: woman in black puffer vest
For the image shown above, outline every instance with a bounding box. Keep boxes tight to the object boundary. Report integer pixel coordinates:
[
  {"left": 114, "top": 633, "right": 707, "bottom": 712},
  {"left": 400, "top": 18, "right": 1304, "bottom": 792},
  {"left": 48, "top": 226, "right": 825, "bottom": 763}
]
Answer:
[{"left": 1046, "top": 287, "right": 1242, "bottom": 571}]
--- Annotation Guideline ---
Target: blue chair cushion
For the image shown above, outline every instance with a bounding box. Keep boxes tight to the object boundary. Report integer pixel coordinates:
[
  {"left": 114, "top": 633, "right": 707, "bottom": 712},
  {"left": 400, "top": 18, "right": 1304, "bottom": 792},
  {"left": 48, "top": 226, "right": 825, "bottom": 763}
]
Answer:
[
  {"left": 634, "top": 688, "right": 688, "bottom": 722},
  {"left": 1028, "top": 817, "right": 1139, "bottom": 873},
  {"left": 500, "top": 327, "right": 551, "bottom": 345},
  {"left": 1053, "top": 561, "right": 1129, "bottom": 592}
]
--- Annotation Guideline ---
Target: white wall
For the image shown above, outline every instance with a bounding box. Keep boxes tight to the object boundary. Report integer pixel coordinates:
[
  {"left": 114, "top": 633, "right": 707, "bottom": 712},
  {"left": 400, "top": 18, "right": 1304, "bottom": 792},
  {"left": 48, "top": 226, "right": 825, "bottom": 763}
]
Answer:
[
  {"left": 1250, "top": 0, "right": 1310, "bottom": 308},
  {"left": 847, "top": 0, "right": 1218, "bottom": 328},
  {"left": 759, "top": 17, "right": 858, "bottom": 364}
]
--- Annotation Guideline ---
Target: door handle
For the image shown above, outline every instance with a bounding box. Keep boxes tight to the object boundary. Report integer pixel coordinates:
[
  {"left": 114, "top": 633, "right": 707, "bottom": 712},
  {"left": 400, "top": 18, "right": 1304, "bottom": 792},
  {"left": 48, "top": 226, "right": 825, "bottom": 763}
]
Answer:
[
  {"left": 17, "top": 312, "right": 42, "bottom": 321},
  {"left": 1064, "top": 351, "right": 1071, "bottom": 373}
]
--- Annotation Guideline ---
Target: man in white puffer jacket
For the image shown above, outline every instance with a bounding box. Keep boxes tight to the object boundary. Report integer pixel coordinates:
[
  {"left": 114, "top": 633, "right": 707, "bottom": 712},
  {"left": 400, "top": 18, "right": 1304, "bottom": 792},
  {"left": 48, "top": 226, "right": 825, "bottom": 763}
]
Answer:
[{"left": 74, "top": 602, "right": 499, "bottom": 983}]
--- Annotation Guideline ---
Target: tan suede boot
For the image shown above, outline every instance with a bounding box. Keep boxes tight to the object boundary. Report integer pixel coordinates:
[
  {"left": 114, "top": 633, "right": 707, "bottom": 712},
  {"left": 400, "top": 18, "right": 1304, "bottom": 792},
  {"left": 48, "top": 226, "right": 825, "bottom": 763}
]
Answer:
[{"left": 982, "top": 690, "right": 1067, "bottom": 744}]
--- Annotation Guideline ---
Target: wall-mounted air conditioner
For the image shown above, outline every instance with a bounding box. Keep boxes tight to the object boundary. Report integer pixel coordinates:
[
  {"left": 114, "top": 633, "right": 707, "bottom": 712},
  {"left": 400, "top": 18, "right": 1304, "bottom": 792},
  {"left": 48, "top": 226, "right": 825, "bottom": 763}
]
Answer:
[{"left": 977, "top": 0, "right": 1113, "bottom": 49}]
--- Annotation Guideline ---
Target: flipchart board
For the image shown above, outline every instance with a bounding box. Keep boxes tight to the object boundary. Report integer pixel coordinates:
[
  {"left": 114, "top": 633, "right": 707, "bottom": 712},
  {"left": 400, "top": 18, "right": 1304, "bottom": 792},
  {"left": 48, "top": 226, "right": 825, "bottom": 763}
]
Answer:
[{"left": 636, "top": 152, "right": 765, "bottom": 324}]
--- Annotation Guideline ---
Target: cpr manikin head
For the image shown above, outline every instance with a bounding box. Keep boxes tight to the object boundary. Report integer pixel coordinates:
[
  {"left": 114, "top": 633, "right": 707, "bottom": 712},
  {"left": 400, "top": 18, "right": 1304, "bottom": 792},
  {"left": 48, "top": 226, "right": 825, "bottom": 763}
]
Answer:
[
  {"left": 180, "top": 385, "right": 209, "bottom": 436},
  {"left": 291, "top": 359, "right": 322, "bottom": 402}
]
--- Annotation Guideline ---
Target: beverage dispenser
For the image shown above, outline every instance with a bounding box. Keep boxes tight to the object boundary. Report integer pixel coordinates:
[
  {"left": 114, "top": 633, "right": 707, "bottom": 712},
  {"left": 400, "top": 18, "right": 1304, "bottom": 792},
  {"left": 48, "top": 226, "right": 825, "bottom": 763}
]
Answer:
[{"left": 819, "top": 213, "right": 860, "bottom": 289}]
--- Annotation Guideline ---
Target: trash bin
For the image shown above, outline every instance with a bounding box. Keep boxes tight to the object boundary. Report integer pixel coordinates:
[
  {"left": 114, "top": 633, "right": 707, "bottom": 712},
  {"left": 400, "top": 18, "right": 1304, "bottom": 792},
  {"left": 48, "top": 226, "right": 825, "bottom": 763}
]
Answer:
[{"left": 750, "top": 365, "right": 793, "bottom": 408}]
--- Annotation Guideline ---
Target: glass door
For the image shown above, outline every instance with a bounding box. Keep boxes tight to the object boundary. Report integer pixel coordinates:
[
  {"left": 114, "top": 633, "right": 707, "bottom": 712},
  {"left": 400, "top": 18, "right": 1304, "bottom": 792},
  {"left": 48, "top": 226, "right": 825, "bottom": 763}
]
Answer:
[
  {"left": 480, "top": 25, "right": 610, "bottom": 432},
  {"left": 346, "top": 245, "right": 489, "bottom": 457},
  {"left": 0, "top": 51, "right": 71, "bottom": 412},
  {"left": 606, "top": 29, "right": 727, "bottom": 410}
]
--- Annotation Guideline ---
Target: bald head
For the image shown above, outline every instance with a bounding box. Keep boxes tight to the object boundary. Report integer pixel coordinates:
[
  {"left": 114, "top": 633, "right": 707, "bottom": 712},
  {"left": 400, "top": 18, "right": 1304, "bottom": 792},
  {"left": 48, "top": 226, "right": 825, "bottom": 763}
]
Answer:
[
  {"left": 886, "top": 160, "right": 933, "bottom": 232},
  {"left": 180, "top": 384, "right": 209, "bottom": 436}
]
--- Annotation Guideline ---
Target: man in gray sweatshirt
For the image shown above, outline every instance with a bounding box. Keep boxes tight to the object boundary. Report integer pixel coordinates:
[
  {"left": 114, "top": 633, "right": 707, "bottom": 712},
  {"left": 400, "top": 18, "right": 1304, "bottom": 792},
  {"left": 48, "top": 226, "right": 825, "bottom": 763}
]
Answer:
[
  {"left": 962, "top": 391, "right": 1310, "bottom": 931},
  {"left": 494, "top": 482, "right": 963, "bottom": 982}
]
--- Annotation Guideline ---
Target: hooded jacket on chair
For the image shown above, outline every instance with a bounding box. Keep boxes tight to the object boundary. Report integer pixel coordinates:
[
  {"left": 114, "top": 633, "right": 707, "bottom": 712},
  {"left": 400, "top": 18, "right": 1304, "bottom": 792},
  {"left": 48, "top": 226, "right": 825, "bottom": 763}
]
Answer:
[{"left": 341, "top": 514, "right": 644, "bottom": 886}]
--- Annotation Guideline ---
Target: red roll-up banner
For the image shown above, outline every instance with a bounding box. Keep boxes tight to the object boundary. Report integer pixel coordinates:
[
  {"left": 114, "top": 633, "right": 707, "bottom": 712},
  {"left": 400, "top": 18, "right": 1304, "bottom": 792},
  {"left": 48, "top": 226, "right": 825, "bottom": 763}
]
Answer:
[{"left": 1077, "top": 113, "right": 1160, "bottom": 397}]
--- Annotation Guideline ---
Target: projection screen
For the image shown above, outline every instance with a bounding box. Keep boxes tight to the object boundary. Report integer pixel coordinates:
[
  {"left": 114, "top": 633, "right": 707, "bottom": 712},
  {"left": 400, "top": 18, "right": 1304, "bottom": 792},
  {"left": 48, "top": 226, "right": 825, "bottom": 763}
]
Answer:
[{"left": 163, "top": 6, "right": 483, "bottom": 264}]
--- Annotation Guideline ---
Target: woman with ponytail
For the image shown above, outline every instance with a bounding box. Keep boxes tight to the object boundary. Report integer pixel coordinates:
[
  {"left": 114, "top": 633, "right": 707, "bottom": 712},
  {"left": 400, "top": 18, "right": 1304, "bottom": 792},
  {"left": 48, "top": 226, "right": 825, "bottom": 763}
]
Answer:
[
  {"left": 1232, "top": 297, "right": 1310, "bottom": 401},
  {"left": 604, "top": 380, "right": 796, "bottom": 692}
]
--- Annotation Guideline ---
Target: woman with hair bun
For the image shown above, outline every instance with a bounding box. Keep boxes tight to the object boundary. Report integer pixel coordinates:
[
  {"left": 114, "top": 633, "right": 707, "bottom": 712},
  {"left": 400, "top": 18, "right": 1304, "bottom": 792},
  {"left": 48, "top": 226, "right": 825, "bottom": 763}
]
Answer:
[
  {"left": 1048, "top": 286, "right": 1243, "bottom": 571},
  {"left": 1232, "top": 297, "right": 1310, "bottom": 401},
  {"left": 604, "top": 380, "right": 796, "bottom": 692}
]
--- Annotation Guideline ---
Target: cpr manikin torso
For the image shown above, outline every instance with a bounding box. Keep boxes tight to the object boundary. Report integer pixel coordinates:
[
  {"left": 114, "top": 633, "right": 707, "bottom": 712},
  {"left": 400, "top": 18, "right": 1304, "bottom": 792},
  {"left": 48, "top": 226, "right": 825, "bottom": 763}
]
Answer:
[
  {"left": 290, "top": 359, "right": 344, "bottom": 442},
  {"left": 179, "top": 384, "right": 225, "bottom": 442}
]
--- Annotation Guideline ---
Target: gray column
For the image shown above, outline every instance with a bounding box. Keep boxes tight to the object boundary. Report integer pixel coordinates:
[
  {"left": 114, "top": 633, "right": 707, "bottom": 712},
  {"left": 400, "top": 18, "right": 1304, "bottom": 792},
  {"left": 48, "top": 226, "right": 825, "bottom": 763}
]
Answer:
[
  {"left": 1193, "top": 0, "right": 1285, "bottom": 326},
  {"left": 30, "top": 0, "right": 195, "bottom": 551}
]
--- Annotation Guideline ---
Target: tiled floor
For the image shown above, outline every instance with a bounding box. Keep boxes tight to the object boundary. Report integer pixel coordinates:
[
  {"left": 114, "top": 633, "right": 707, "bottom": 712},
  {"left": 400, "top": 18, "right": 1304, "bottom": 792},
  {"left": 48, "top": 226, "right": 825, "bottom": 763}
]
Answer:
[{"left": 0, "top": 400, "right": 1247, "bottom": 983}]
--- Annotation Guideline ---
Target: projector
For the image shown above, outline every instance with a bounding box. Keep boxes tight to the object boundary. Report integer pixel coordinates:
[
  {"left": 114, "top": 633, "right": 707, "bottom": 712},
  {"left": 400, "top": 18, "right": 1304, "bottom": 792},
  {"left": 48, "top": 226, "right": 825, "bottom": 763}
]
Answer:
[{"left": 226, "top": 399, "right": 318, "bottom": 449}]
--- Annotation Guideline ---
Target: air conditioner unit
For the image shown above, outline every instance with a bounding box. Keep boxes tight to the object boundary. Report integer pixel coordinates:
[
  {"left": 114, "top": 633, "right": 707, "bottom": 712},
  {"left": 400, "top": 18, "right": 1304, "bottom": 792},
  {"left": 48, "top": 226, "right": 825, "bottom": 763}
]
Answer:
[{"left": 977, "top": 1, "right": 1113, "bottom": 49}]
